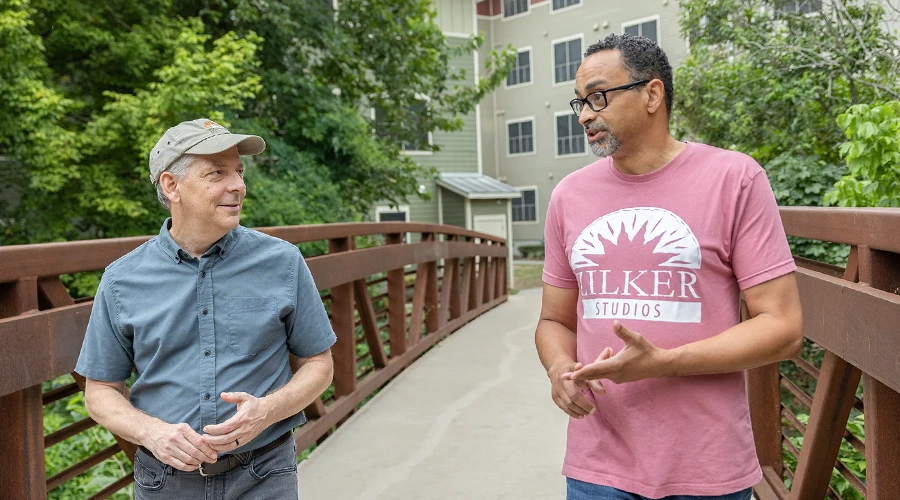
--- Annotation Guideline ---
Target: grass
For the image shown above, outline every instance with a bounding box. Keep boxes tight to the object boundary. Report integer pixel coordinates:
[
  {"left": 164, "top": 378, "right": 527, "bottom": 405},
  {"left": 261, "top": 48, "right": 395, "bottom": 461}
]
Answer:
[{"left": 510, "top": 262, "right": 544, "bottom": 294}]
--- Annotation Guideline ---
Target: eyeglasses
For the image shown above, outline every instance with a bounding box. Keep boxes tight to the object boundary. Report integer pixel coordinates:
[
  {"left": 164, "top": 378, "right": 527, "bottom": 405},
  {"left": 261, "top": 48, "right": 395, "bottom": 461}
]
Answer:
[{"left": 569, "top": 80, "right": 651, "bottom": 115}]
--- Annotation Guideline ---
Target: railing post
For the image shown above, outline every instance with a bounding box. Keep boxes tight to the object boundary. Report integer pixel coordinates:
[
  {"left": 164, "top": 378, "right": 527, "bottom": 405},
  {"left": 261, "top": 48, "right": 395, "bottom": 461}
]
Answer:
[
  {"left": 461, "top": 255, "right": 474, "bottom": 314},
  {"left": 423, "top": 233, "right": 439, "bottom": 334},
  {"left": 328, "top": 237, "right": 356, "bottom": 397},
  {"left": 863, "top": 374, "right": 900, "bottom": 499},
  {"left": 789, "top": 352, "right": 861, "bottom": 500},
  {"left": 438, "top": 235, "right": 458, "bottom": 326},
  {"left": 857, "top": 244, "right": 900, "bottom": 500},
  {"left": 0, "top": 277, "right": 46, "bottom": 500},
  {"left": 386, "top": 233, "right": 407, "bottom": 358},
  {"left": 744, "top": 300, "right": 783, "bottom": 481}
]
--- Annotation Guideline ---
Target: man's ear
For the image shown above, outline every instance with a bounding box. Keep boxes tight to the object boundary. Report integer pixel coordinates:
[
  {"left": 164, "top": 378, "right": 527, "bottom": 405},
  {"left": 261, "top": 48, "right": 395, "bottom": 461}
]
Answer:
[
  {"left": 159, "top": 172, "right": 180, "bottom": 206},
  {"left": 646, "top": 79, "right": 666, "bottom": 115}
]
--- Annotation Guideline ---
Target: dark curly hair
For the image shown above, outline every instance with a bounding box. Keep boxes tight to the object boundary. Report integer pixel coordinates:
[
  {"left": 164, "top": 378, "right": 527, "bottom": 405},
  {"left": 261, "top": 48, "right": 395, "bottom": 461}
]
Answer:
[{"left": 584, "top": 34, "right": 673, "bottom": 117}]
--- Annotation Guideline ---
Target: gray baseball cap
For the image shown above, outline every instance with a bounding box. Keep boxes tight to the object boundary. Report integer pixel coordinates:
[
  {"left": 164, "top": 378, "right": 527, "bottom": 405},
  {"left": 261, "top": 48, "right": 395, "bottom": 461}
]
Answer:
[{"left": 149, "top": 118, "right": 266, "bottom": 184}]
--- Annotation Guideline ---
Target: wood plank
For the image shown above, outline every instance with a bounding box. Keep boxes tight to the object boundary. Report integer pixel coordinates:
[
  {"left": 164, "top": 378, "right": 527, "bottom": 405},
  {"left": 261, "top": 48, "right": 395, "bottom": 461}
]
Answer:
[
  {"left": 863, "top": 374, "right": 900, "bottom": 500},
  {"left": 779, "top": 207, "right": 900, "bottom": 253},
  {"left": 790, "top": 352, "right": 862, "bottom": 500},
  {"left": 438, "top": 259, "right": 459, "bottom": 327},
  {"left": 0, "top": 386, "right": 46, "bottom": 500},
  {"left": 354, "top": 280, "right": 388, "bottom": 369},
  {"left": 328, "top": 238, "right": 356, "bottom": 397},
  {"left": 385, "top": 234, "right": 407, "bottom": 359},
  {"left": 306, "top": 240, "right": 507, "bottom": 292},
  {"left": 748, "top": 363, "right": 783, "bottom": 476},
  {"left": 408, "top": 264, "right": 429, "bottom": 344},
  {"left": 46, "top": 444, "right": 120, "bottom": 491},
  {"left": 460, "top": 257, "right": 474, "bottom": 314},
  {"left": 794, "top": 268, "right": 900, "bottom": 392}
]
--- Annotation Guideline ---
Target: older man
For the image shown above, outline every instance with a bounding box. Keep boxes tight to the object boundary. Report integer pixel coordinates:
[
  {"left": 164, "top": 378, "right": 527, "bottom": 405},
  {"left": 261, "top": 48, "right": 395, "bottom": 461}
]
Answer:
[
  {"left": 536, "top": 35, "right": 803, "bottom": 500},
  {"left": 76, "top": 118, "right": 335, "bottom": 499}
]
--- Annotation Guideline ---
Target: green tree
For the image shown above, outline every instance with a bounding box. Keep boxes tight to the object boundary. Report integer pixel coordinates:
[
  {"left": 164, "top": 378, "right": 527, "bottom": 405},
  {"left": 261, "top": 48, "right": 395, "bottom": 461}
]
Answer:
[
  {"left": 826, "top": 101, "right": 900, "bottom": 207},
  {"left": 0, "top": 0, "right": 512, "bottom": 244}
]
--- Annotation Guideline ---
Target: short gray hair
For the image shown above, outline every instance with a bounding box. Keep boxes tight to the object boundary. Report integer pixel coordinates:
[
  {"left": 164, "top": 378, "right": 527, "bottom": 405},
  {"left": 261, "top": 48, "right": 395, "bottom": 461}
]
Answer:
[{"left": 155, "top": 154, "right": 194, "bottom": 210}]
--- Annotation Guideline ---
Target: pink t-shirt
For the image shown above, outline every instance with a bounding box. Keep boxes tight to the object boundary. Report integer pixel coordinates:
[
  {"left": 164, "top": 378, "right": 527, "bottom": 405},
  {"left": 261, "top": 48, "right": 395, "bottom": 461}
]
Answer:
[{"left": 542, "top": 142, "right": 796, "bottom": 498}]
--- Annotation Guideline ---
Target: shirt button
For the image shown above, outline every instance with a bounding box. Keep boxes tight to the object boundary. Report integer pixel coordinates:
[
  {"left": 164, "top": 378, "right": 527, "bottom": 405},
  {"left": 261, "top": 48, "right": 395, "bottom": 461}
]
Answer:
[
  {"left": 204, "top": 350, "right": 211, "bottom": 356},
  {"left": 204, "top": 393, "right": 210, "bottom": 400},
  {"left": 202, "top": 308, "right": 208, "bottom": 315}
]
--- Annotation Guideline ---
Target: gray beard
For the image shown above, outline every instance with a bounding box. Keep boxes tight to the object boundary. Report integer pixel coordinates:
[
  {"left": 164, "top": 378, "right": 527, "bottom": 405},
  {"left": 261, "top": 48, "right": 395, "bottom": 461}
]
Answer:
[{"left": 589, "top": 132, "right": 622, "bottom": 158}]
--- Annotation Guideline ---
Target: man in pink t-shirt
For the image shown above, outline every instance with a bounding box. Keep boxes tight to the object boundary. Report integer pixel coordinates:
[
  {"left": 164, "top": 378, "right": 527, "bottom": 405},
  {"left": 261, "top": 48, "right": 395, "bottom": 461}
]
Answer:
[{"left": 536, "top": 34, "right": 803, "bottom": 499}]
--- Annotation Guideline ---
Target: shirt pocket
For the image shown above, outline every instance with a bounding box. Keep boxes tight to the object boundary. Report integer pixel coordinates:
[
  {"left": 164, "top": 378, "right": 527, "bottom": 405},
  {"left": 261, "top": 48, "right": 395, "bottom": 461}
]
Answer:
[{"left": 226, "top": 296, "right": 281, "bottom": 356}]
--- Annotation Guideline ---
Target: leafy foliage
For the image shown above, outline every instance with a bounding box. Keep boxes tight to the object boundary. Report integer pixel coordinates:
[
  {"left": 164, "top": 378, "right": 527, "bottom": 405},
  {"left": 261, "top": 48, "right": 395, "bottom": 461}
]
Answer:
[
  {"left": 826, "top": 101, "right": 900, "bottom": 207},
  {"left": 0, "top": 0, "right": 514, "bottom": 244},
  {"left": 675, "top": 0, "right": 900, "bottom": 262}
]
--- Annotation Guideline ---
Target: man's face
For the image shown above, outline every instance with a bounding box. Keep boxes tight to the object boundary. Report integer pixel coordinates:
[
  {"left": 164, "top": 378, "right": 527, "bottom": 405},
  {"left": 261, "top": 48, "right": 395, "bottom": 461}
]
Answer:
[
  {"left": 172, "top": 146, "right": 246, "bottom": 234},
  {"left": 574, "top": 50, "right": 643, "bottom": 158}
]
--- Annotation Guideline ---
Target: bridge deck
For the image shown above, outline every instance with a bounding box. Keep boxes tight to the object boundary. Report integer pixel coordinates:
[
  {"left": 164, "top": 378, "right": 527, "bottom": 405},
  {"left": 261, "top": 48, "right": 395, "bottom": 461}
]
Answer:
[{"left": 296, "top": 291, "right": 568, "bottom": 500}]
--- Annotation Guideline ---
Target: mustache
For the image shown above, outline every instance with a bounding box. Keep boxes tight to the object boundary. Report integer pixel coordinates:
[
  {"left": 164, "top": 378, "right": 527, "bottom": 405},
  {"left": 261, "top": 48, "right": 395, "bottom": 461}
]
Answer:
[{"left": 585, "top": 121, "right": 609, "bottom": 132}]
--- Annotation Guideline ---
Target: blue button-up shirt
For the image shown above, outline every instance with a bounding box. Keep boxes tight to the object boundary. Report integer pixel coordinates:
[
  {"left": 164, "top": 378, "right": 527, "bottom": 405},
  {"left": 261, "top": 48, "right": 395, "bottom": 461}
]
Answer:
[{"left": 76, "top": 220, "right": 336, "bottom": 452}]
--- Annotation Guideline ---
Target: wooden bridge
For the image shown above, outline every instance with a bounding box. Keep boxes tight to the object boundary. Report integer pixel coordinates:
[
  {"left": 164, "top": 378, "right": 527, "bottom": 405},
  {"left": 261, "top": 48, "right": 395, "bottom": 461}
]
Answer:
[{"left": 0, "top": 208, "right": 898, "bottom": 499}]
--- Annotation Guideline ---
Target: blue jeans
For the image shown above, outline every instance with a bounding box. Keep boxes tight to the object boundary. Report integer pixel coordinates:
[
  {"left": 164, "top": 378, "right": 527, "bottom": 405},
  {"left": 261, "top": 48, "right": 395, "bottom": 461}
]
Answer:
[
  {"left": 566, "top": 478, "right": 753, "bottom": 500},
  {"left": 133, "top": 434, "right": 299, "bottom": 499}
]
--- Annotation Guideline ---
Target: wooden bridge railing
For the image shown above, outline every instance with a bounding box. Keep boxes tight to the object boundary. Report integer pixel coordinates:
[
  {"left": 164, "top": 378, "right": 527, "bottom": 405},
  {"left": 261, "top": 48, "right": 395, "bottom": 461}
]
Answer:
[
  {"left": 0, "top": 222, "right": 509, "bottom": 499},
  {"left": 750, "top": 207, "right": 900, "bottom": 500}
]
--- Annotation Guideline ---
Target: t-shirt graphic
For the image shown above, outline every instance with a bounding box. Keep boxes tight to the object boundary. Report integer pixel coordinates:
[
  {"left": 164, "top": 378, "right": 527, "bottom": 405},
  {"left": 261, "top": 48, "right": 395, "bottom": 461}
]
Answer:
[{"left": 571, "top": 207, "right": 702, "bottom": 323}]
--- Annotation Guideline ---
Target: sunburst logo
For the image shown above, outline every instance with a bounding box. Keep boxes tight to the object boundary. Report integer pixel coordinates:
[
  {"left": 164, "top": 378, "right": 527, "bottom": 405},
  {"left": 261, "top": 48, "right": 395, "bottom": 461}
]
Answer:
[
  {"left": 571, "top": 207, "right": 703, "bottom": 323},
  {"left": 570, "top": 207, "right": 701, "bottom": 271}
]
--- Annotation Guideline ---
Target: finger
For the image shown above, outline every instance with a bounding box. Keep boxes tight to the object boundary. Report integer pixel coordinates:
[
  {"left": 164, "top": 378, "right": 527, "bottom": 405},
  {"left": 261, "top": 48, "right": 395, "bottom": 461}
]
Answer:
[
  {"left": 203, "top": 415, "right": 241, "bottom": 436},
  {"left": 589, "top": 379, "right": 607, "bottom": 395},
  {"left": 184, "top": 429, "right": 219, "bottom": 462},
  {"left": 567, "top": 361, "right": 613, "bottom": 381},
  {"left": 567, "top": 389, "right": 595, "bottom": 416},
  {"left": 164, "top": 454, "right": 201, "bottom": 472},
  {"left": 220, "top": 391, "right": 250, "bottom": 405},
  {"left": 613, "top": 321, "right": 640, "bottom": 343}
]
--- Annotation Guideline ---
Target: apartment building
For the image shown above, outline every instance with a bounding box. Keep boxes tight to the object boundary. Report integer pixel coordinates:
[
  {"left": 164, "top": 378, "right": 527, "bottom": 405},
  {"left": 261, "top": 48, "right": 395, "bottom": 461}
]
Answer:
[
  {"left": 373, "top": 0, "right": 520, "bottom": 249},
  {"left": 476, "top": 0, "right": 689, "bottom": 253}
]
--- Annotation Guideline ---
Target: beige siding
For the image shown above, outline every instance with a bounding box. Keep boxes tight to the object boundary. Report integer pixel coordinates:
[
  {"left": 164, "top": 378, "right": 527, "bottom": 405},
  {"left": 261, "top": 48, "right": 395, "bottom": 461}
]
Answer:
[
  {"left": 478, "top": 0, "right": 688, "bottom": 246},
  {"left": 435, "top": 0, "right": 475, "bottom": 35}
]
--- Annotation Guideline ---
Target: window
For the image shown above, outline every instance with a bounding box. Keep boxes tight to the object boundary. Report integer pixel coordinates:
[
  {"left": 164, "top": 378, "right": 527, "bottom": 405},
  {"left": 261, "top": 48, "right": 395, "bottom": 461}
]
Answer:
[
  {"left": 376, "top": 205, "right": 409, "bottom": 222},
  {"left": 556, "top": 113, "right": 585, "bottom": 156},
  {"left": 624, "top": 19, "right": 658, "bottom": 43},
  {"left": 506, "top": 49, "right": 532, "bottom": 87},
  {"left": 503, "top": 0, "right": 528, "bottom": 18},
  {"left": 552, "top": 0, "right": 580, "bottom": 10},
  {"left": 779, "top": 0, "right": 822, "bottom": 13},
  {"left": 512, "top": 189, "right": 537, "bottom": 223},
  {"left": 507, "top": 119, "right": 534, "bottom": 155},
  {"left": 553, "top": 38, "right": 582, "bottom": 84},
  {"left": 378, "top": 211, "right": 407, "bottom": 222},
  {"left": 401, "top": 100, "right": 430, "bottom": 152}
]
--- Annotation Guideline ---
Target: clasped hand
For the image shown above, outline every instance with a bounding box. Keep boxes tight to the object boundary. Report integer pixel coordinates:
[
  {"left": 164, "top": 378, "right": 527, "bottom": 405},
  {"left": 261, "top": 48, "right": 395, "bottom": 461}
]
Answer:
[{"left": 144, "top": 391, "right": 271, "bottom": 471}]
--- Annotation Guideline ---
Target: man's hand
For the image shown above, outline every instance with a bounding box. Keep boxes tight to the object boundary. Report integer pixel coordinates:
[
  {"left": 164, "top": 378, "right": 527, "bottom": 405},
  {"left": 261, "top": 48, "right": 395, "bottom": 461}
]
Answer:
[
  {"left": 548, "top": 347, "right": 613, "bottom": 418},
  {"left": 202, "top": 392, "right": 272, "bottom": 452},
  {"left": 142, "top": 421, "right": 218, "bottom": 472},
  {"left": 563, "top": 321, "right": 670, "bottom": 385}
]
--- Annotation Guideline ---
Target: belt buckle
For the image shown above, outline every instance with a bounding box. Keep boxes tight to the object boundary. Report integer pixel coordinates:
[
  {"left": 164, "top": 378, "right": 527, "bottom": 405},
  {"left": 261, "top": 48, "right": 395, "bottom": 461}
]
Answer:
[{"left": 198, "top": 463, "right": 211, "bottom": 476}]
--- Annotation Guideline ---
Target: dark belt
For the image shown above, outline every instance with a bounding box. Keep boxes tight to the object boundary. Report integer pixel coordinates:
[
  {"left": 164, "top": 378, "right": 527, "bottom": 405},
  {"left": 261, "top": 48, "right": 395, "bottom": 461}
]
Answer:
[{"left": 138, "top": 431, "right": 293, "bottom": 476}]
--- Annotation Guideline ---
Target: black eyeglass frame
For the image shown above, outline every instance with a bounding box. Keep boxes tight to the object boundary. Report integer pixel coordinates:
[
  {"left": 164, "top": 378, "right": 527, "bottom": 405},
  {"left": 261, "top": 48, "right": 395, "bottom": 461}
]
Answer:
[{"left": 569, "top": 80, "right": 651, "bottom": 115}]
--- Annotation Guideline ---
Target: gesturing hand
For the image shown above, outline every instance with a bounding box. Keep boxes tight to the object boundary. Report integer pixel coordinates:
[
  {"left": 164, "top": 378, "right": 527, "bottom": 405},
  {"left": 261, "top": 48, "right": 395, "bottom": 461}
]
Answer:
[
  {"left": 562, "top": 321, "right": 669, "bottom": 385},
  {"left": 202, "top": 392, "right": 272, "bottom": 452},
  {"left": 548, "top": 347, "right": 612, "bottom": 419},
  {"left": 143, "top": 422, "right": 218, "bottom": 472}
]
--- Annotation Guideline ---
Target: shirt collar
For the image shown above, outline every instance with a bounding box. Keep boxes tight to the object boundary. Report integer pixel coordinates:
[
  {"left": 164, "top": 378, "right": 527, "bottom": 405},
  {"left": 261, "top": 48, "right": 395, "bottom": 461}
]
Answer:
[{"left": 156, "top": 218, "right": 240, "bottom": 263}]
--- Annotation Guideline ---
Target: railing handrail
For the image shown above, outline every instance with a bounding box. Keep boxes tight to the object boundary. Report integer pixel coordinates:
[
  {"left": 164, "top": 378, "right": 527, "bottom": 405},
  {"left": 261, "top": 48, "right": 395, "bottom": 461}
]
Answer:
[{"left": 0, "top": 222, "right": 507, "bottom": 282}]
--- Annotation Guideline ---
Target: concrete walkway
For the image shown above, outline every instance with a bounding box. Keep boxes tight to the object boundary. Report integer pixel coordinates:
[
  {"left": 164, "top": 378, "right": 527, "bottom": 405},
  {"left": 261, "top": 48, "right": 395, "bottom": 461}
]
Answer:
[{"left": 296, "top": 292, "right": 568, "bottom": 500}]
